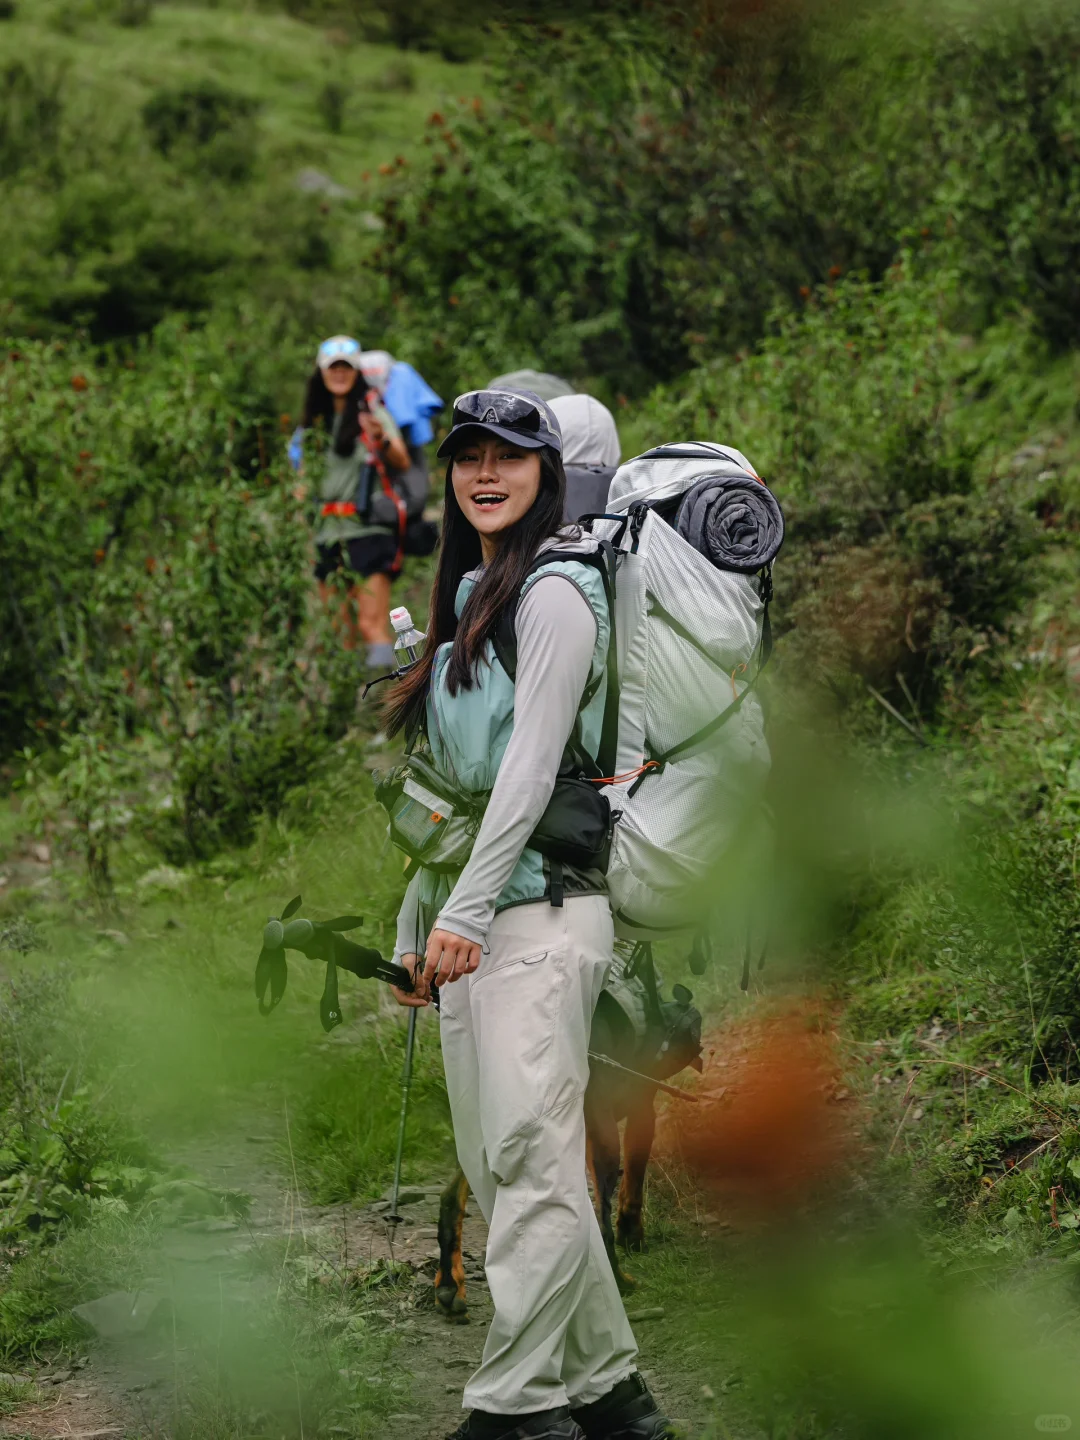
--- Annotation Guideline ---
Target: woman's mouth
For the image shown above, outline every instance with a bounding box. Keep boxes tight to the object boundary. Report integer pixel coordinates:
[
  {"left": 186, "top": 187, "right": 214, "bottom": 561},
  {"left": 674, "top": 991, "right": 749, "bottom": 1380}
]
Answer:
[{"left": 471, "top": 492, "right": 508, "bottom": 509}]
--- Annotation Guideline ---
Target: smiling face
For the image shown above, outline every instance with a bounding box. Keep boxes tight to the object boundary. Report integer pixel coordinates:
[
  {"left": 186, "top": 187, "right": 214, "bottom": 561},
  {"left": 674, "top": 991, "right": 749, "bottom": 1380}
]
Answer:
[
  {"left": 451, "top": 436, "right": 543, "bottom": 559},
  {"left": 322, "top": 360, "right": 358, "bottom": 398}
]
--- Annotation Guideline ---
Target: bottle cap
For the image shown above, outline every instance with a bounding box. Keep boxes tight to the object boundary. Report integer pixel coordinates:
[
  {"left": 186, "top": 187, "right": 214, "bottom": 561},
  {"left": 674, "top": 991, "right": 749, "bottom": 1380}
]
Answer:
[{"left": 389, "top": 606, "right": 413, "bottom": 633}]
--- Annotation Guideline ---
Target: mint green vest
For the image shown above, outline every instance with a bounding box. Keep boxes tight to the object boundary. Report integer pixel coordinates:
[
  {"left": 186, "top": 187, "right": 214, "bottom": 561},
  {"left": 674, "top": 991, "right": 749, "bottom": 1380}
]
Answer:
[{"left": 415, "top": 553, "right": 611, "bottom": 922}]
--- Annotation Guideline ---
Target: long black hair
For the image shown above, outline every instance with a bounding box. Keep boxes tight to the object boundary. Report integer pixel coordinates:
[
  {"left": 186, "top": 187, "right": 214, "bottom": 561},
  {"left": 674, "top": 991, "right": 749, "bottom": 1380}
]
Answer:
[
  {"left": 384, "top": 446, "right": 568, "bottom": 740},
  {"left": 302, "top": 367, "right": 368, "bottom": 458}
]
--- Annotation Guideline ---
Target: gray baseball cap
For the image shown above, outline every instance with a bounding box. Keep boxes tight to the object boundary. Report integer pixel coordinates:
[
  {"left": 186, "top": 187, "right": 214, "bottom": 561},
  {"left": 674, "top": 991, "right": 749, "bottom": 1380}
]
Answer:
[{"left": 437, "top": 388, "right": 563, "bottom": 458}]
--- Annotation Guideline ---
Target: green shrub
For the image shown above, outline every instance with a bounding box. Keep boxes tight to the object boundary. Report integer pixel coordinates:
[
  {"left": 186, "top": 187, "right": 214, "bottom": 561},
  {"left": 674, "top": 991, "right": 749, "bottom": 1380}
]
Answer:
[
  {"left": 0, "top": 315, "right": 363, "bottom": 854},
  {"left": 0, "top": 59, "right": 65, "bottom": 180},
  {"left": 638, "top": 262, "right": 1042, "bottom": 707},
  {"left": 370, "top": 2, "right": 1080, "bottom": 393},
  {"left": 142, "top": 79, "right": 259, "bottom": 178},
  {"left": 317, "top": 78, "right": 347, "bottom": 133},
  {"left": 113, "top": 0, "right": 151, "bottom": 24},
  {"left": 376, "top": 58, "right": 416, "bottom": 92}
]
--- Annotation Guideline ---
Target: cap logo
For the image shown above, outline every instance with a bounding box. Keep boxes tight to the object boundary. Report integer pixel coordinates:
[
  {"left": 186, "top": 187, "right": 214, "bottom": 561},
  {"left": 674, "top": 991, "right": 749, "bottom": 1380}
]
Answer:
[{"left": 482, "top": 407, "right": 499, "bottom": 424}]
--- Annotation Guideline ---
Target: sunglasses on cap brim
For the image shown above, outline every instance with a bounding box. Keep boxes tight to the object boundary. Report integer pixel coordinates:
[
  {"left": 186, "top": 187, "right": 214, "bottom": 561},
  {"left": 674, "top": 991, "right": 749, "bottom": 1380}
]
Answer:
[{"left": 451, "top": 390, "right": 543, "bottom": 432}]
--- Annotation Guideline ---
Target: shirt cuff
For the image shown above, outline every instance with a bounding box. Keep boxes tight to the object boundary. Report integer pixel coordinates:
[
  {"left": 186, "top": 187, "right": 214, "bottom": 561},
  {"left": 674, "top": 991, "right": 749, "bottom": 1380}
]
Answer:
[{"left": 432, "top": 909, "right": 489, "bottom": 948}]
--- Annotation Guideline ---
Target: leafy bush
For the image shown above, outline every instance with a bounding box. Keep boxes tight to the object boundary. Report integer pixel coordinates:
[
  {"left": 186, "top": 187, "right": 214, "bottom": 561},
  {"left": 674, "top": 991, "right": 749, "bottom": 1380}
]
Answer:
[
  {"left": 0, "top": 314, "right": 360, "bottom": 858},
  {"left": 370, "top": 1, "right": 1080, "bottom": 393},
  {"left": 142, "top": 78, "right": 259, "bottom": 180},
  {"left": 317, "top": 78, "right": 347, "bottom": 133},
  {"left": 112, "top": 0, "right": 152, "bottom": 24},
  {"left": 142, "top": 79, "right": 258, "bottom": 156},
  {"left": 638, "top": 261, "right": 1043, "bottom": 708},
  {"left": 0, "top": 58, "right": 65, "bottom": 180},
  {"left": 0, "top": 972, "right": 155, "bottom": 1240}
]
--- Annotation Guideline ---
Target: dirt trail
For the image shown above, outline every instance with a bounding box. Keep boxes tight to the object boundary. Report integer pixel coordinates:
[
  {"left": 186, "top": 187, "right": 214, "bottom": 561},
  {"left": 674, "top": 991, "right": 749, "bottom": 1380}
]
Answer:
[{"left": 3, "top": 1118, "right": 720, "bottom": 1440}]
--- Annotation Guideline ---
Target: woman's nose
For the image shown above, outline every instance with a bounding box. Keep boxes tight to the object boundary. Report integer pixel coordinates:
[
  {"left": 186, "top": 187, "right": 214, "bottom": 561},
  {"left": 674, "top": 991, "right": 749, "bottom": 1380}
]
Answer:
[{"left": 477, "top": 451, "right": 499, "bottom": 482}]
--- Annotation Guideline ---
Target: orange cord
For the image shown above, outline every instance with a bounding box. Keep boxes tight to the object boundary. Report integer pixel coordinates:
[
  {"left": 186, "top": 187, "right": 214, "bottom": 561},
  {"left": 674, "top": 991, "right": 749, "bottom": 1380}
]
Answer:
[{"left": 588, "top": 761, "right": 660, "bottom": 786}]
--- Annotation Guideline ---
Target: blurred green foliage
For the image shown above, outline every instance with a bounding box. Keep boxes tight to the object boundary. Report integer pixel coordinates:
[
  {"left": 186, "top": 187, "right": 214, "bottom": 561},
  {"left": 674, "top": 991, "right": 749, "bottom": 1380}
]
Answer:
[
  {"left": 371, "top": 0, "right": 1080, "bottom": 395},
  {"left": 0, "top": 314, "right": 361, "bottom": 853}
]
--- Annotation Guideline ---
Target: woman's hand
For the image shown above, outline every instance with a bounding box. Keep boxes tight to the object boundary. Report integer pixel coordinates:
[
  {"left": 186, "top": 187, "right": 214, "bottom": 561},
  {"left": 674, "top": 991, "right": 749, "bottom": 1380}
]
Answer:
[
  {"left": 424, "top": 928, "right": 481, "bottom": 988},
  {"left": 391, "top": 953, "right": 430, "bottom": 1008}
]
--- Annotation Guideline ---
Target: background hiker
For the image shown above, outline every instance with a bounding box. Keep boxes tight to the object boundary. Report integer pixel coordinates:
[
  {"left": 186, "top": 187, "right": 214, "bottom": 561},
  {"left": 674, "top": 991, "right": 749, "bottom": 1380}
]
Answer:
[
  {"left": 550, "top": 393, "right": 622, "bottom": 522},
  {"left": 386, "top": 388, "right": 673, "bottom": 1440},
  {"left": 360, "top": 347, "right": 443, "bottom": 558},
  {"left": 293, "top": 335, "right": 411, "bottom": 675}
]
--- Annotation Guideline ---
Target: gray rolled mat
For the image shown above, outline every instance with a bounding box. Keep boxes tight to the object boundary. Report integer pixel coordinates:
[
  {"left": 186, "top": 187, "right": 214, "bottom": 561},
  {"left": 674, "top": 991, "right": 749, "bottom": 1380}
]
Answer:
[{"left": 675, "top": 472, "right": 784, "bottom": 572}]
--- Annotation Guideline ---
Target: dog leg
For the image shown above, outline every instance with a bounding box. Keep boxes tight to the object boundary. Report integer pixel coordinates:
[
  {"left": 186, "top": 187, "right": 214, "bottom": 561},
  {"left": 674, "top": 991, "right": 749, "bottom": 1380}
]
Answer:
[
  {"left": 587, "top": 1091, "right": 636, "bottom": 1294},
  {"left": 435, "top": 1167, "right": 470, "bottom": 1321},
  {"left": 616, "top": 1098, "right": 656, "bottom": 1254}
]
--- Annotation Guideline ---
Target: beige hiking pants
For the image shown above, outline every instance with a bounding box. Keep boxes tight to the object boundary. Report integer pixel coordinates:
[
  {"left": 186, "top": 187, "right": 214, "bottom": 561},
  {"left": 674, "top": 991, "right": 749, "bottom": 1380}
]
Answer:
[{"left": 438, "top": 894, "right": 639, "bottom": 1414}]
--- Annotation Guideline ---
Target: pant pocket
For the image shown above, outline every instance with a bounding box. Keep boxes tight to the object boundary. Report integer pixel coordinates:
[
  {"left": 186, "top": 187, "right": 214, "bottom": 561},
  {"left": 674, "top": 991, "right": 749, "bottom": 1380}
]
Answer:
[{"left": 472, "top": 947, "right": 577, "bottom": 1185}]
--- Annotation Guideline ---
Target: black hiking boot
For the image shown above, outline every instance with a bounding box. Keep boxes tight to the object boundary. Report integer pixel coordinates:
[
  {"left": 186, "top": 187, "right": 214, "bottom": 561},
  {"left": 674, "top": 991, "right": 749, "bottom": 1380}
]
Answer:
[
  {"left": 446, "top": 1407, "right": 586, "bottom": 1440},
  {"left": 570, "top": 1373, "right": 675, "bottom": 1440}
]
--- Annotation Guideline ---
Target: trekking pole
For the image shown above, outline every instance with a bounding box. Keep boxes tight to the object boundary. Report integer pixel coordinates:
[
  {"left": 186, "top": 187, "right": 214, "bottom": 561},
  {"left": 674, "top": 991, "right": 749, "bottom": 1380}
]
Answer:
[{"left": 386, "top": 1006, "right": 418, "bottom": 1224}]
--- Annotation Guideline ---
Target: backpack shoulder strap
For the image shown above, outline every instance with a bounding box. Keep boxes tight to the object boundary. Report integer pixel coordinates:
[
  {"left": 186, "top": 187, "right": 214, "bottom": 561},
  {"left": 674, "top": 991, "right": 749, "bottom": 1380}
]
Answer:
[{"left": 491, "top": 544, "right": 620, "bottom": 778}]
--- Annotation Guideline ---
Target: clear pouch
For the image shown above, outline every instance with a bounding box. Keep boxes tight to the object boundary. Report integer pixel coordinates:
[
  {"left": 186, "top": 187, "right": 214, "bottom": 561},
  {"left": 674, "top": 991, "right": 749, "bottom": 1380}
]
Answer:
[
  {"left": 377, "top": 760, "right": 481, "bottom": 873},
  {"left": 391, "top": 777, "right": 456, "bottom": 853}
]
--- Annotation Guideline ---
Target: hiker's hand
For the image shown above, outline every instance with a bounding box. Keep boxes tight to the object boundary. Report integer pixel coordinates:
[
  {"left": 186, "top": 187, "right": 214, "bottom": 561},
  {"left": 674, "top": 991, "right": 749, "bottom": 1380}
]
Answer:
[
  {"left": 425, "top": 928, "right": 481, "bottom": 987},
  {"left": 391, "top": 954, "right": 429, "bottom": 1008},
  {"left": 359, "top": 411, "right": 385, "bottom": 447}
]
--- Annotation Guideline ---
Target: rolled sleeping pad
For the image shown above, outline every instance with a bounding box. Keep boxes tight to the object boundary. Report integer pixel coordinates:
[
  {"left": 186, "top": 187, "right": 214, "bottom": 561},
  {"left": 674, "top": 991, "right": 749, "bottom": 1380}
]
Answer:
[
  {"left": 564, "top": 463, "right": 616, "bottom": 523},
  {"left": 675, "top": 473, "right": 784, "bottom": 572}
]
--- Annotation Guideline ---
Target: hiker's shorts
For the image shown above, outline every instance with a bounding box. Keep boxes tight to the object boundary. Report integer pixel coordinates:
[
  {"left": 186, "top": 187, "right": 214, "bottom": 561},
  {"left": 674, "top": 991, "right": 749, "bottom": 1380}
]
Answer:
[{"left": 313, "top": 530, "right": 398, "bottom": 581}]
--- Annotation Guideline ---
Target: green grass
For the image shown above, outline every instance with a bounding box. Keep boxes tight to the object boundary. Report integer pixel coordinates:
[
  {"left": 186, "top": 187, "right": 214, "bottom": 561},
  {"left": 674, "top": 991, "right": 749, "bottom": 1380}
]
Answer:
[{"left": 1, "top": 0, "right": 487, "bottom": 186}]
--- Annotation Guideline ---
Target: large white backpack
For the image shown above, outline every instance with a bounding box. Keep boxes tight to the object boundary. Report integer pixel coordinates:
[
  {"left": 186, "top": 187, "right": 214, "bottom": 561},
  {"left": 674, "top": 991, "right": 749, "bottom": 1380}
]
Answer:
[{"left": 591, "top": 442, "right": 778, "bottom": 940}]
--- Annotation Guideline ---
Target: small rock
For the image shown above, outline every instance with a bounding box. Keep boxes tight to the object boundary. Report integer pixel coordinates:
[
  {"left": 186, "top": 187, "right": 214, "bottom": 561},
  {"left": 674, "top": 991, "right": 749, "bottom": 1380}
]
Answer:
[
  {"left": 625, "top": 1306, "right": 665, "bottom": 1322},
  {"left": 381, "top": 1185, "right": 441, "bottom": 1206},
  {"left": 31, "top": 842, "right": 51, "bottom": 864},
  {"left": 701, "top": 1383, "right": 715, "bottom": 1400},
  {"left": 95, "top": 929, "right": 130, "bottom": 947},
  {"left": 1011, "top": 443, "right": 1047, "bottom": 467},
  {"left": 74, "top": 1356, "right": 89, "bottom": 1369},
  {"left": 45, "top": 1367, "right": 75, "bottom": 1383},
  {"left": 0, "top": 1372, "right": 31, "bottom": 1385},
  {"left": 136, "top": 863, "right": 190, "bottom": 894},
  {"left": 445, "top": 1383, "right": 459, "bottom": 1393},
  {"left": 295, "top": 167, "right": 353, "bottom": 200}
]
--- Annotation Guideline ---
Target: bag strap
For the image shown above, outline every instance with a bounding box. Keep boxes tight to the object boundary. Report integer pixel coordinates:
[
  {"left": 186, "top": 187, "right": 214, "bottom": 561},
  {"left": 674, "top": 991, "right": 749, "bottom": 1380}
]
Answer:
[
  {"left": 491, "top": 544, "right": 620, "bottom": 778},
  {"left": 629, "top": 565, "right": 772, "bottom": 796}
]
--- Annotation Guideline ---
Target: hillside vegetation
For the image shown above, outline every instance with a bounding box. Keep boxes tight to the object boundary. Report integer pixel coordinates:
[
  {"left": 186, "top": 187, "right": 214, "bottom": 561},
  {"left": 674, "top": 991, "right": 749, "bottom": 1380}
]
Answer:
[{"left": 1, "top": 2, "right": 1080, "bottom": 1437}]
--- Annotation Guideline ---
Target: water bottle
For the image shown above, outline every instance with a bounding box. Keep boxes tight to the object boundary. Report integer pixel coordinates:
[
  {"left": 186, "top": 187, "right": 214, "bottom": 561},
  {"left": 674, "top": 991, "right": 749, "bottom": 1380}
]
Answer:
[{"left": 390, "top": 606, "right": 426, "bottom": 667}]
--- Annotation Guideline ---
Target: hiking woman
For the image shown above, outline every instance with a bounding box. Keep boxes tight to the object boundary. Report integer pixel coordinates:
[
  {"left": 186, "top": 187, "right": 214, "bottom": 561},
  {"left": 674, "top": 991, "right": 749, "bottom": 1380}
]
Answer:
[
  {"left": 296, "top": 335, "right": 411, "bottom": 673},
  {"left": 387, "top": 390, "right": 672, "bottom": 1440}
]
